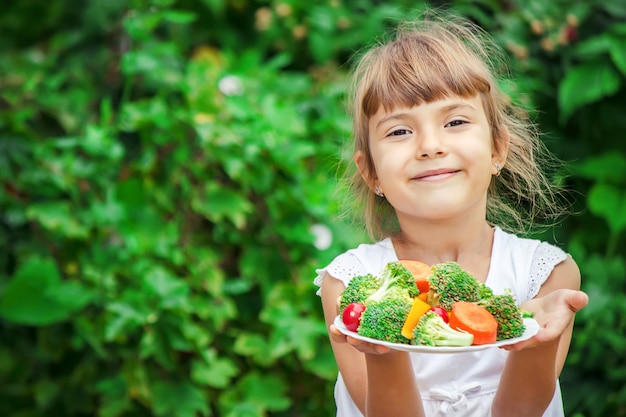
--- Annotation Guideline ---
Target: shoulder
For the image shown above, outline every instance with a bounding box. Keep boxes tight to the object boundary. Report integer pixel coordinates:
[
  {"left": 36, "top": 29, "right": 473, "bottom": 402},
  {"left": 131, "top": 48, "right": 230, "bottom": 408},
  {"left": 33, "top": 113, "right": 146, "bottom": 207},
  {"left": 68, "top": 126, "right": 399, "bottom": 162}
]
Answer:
[
  {"left": 536, "top": 255, "right": 581, "bottom": 296},
  {"left": 494, "top": 227, "right": 568, "bottom": 261},
  {"left": 490, "top": 227, "right": 573, "bottom": 301},
  {"left": 495, "top": 227, "right": 545, "bottom": 253}
]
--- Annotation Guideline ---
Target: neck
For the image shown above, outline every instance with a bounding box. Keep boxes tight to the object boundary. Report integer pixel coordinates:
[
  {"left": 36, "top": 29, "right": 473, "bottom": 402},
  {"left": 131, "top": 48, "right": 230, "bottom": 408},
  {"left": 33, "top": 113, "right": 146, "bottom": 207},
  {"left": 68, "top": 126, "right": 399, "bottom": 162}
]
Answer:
[{"left": 391, "top": 217, "right": 495, "bottom": 281}]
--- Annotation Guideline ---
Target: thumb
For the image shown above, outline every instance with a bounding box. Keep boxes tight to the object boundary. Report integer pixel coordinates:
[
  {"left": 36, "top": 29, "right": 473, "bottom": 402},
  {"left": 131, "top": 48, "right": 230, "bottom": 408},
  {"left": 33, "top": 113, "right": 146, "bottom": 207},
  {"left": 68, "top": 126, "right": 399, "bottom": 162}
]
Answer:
[{"left": 567, "top": 290, "right": 589, "bottom": 313}]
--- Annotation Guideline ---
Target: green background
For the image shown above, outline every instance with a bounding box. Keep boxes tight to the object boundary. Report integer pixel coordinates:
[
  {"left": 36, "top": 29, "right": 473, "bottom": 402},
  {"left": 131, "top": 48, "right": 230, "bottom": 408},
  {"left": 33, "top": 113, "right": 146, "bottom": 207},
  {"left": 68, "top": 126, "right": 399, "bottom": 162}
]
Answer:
[{"left": 1, "top": 0, "right": 625, "bottom": 416}]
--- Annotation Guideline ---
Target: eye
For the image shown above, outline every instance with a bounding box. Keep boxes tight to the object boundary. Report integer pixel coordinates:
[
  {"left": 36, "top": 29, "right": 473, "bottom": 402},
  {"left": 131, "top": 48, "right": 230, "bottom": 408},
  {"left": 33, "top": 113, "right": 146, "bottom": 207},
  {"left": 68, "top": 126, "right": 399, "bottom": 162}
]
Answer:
[
  {"left": 445, "top": 119, "right": 468, "bottom": 128},
  {"left": 386, "top": 128, "right": 412, "bottom": 137}
]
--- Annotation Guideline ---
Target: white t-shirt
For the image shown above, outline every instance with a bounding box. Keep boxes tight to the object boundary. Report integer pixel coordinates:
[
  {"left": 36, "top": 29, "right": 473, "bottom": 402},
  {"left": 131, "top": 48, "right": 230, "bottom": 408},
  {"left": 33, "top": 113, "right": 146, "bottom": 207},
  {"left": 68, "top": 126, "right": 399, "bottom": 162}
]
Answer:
[{"left": 314, "top": 227, "right": 568, "bottom": 417}]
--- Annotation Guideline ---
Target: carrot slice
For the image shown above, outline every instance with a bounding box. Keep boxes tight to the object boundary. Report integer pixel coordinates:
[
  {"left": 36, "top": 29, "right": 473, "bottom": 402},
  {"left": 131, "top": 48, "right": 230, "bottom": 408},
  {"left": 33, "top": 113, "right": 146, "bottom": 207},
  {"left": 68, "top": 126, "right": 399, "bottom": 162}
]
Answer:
[
  {"left": 449, "top": 301, "right": 498, "bottom": 345},
  {"left": 401, "top": 297, "right": 432, "bottom": 339},
  {"left": 399, "top": 259, "right": 432, "bottom": 294}
]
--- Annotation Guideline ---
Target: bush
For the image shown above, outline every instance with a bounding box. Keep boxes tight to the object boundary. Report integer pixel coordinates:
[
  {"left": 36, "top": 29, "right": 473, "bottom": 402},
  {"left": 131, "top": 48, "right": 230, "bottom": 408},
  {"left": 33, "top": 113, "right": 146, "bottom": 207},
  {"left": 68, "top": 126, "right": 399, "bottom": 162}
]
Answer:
[{"left": 1, "top": 0, "right": 625, "bottom": 416}]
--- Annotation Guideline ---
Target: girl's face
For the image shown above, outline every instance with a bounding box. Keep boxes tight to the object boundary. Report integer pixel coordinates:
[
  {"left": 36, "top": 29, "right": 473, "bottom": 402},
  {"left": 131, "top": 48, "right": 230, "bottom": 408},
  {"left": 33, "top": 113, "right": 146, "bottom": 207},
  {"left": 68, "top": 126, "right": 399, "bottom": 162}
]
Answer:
[{"left": 359, "top": 94, "right": 505, "bottom": 225}]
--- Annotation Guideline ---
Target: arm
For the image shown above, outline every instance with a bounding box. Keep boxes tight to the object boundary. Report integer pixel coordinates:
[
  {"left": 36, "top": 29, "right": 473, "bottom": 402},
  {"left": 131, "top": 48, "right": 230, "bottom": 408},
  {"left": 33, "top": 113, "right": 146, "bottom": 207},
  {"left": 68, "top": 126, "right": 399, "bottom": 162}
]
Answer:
[
  {"left": 320, "top": 272, "right": 425, "bottom": 417},
  {"left": 492, "top": 256, "right": 588, "bottom": 417}
]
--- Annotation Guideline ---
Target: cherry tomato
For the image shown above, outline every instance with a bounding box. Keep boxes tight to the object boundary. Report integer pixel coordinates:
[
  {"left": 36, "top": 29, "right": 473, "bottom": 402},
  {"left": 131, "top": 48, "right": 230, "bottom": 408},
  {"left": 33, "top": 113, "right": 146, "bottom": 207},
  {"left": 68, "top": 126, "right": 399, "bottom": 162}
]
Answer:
[
  {"left": 342, "top": 303, "right": 366, "bottom": 332},
  {"left": 429, "top": 306, "right": 449, "bottom": 323}
]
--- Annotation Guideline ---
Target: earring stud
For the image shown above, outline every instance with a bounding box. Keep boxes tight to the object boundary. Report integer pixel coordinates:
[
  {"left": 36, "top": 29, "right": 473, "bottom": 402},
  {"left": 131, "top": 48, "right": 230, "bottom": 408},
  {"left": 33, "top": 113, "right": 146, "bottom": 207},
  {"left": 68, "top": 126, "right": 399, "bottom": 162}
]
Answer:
[
  {"left": 494, "top": 163, "right": 501, "bottom": 177},
  {"left": 374, "top": 186, "right": 384, "bottom": 197}
]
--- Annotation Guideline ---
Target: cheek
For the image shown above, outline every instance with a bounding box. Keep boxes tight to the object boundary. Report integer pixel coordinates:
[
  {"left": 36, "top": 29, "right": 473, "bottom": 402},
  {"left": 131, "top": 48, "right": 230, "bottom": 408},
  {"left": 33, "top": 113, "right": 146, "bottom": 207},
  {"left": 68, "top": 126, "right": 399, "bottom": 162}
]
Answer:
[
  {"left": 369, "top": 144, "right": 390, "bottom": 174},
  {"left": 372, "top": 151, "right": 404, "bottom": 180}
]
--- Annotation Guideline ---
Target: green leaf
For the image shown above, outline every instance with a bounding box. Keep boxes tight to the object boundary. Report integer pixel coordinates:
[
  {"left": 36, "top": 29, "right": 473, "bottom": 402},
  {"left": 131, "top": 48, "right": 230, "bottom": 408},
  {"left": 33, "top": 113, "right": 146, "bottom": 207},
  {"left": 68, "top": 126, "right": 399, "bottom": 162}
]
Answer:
[
  {"left": 224, "top": 403, "right": 260, "bottom": 417},
  {"left": 574, "top": 153, "right": 626, "bottom": 183},
  {"left": 83, "top": 124, "right": 124, "bottom": 159},
  {"left": 142, "top": 266, "right": 190, "bottom": 310},
  {"left": 603, "top": 2, "right": 626, "bottom": 18},
  {"left": 587, "top": 183, "right": 626, "bottom": 235},
  {"left": 0, "top": 256, "right": 93, "bottom": 325},
  {"left": 191, "top": 349, "right": 239, "bottom": 388},
  {"left": 200, "top": 0, "right": 228, "bottom": 15},
  {"left": 218, "top": 372, "right": 290, "bottom": 414},
  {"left": 104, "top": 301, "right": 147, "bottom": 341},
  {"left": 161, "top": 10, "right": 197, "bottom": 24},
  {"left": 558, "top": 60, "right": 622, "bottom": 122},
  {"left": 95, "top": 376, "right": 132, "bottom": 417},
  {"left": 120, "top": 51, "right": 162, "bottom": 75},
  {"left": 303, "top": 346, "right": 339, "bottom": 380},
  {"left": 191, "top": 182, "right": 253, "bottom": 229},
  {"left": 151, "top": 380, "right": 209, "bottom": 417},
  {"left": 26, "top": 201, "right": 90, "bottom": 239},
  {"left": 609, "top": 36, "right": 626, "bottom": 75},
  {"left": 573, "top": 35, "right": 612, "bottom": 57},
  {"left": 74, "top": 316, "right": 108, "bottom": 359},
  {"left": 236, "top": 373, "right": 290, "bottom": 411},
  {"left": 233, "top": 333, "right": 275, "bottom": 365}
]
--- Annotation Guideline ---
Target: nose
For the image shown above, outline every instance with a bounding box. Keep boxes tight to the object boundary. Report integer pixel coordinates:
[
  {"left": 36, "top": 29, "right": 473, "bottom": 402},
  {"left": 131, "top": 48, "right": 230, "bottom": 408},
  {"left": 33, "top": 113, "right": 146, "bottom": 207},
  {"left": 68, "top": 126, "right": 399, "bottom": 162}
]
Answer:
[{"left": 416, "top": 130, "right": 446, "bottom": 159}]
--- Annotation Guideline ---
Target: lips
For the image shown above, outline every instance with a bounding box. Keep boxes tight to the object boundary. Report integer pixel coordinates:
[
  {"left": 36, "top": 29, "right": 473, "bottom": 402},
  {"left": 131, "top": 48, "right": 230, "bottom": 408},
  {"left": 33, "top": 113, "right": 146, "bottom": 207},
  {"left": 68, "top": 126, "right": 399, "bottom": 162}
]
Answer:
[{"left": 413, "top": 168, "right": 460, "bottom": 180}]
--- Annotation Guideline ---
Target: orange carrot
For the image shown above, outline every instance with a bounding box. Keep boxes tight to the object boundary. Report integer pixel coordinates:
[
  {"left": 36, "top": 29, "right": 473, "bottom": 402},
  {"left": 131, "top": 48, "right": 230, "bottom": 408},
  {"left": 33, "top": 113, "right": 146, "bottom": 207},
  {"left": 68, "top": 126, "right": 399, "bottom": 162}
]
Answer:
[
  {"left": 449, "top": 301, "right": 498, "bottom": 345},
  {"left": 399, "top": 259, "right": 432, "bottom": 294},
  {"left": 401, "top": 297, "right": 432, "bottom": 339}
]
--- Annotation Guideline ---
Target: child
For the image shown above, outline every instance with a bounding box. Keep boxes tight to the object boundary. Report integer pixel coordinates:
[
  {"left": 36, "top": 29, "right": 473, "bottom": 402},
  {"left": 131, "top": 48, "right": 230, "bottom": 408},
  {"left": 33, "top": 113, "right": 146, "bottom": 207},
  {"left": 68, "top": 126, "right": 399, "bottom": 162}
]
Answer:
[{"left": 314, "top": 11, "right": 588, "bottom": 417}]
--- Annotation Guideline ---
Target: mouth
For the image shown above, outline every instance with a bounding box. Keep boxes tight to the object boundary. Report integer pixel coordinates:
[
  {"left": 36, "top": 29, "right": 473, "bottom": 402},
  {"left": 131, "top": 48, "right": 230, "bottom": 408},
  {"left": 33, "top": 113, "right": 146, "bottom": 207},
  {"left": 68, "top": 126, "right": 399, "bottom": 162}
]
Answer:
[{"left": 412, "top": 168, "right": 460, "bottom": 181}]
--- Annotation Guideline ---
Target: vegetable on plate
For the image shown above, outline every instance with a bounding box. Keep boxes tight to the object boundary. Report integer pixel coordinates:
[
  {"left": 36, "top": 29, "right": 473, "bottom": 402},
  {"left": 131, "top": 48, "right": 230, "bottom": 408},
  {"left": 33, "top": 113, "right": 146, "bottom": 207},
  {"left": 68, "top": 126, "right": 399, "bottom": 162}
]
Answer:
[
  {"left": 338, "top": 261, "right": 528, "bottom": 348},
  {"left": 449, "top": 301, "right": 498, "bottom": 345}
]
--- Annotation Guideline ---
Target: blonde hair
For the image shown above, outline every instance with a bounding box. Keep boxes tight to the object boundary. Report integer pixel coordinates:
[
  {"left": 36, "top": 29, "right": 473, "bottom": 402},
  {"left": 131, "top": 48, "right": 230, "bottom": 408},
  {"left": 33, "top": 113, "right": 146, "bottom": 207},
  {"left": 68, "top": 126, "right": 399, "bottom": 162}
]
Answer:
[{"left": 343, "top": 11, "right": 569, "bottom": 240}]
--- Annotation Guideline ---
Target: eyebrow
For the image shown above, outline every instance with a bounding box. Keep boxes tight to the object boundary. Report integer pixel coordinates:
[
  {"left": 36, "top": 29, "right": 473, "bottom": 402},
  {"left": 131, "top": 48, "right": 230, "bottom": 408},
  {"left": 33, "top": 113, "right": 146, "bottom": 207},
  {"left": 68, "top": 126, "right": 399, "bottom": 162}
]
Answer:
[
  {"left": 374, "top": 102, "right": 478, "bottom": 129},
  {"left": 439, "top": 102, "right": 478, "bottom": 113},
  {"left": 375, "top": 112, "right": 413, "bottom": 129}
]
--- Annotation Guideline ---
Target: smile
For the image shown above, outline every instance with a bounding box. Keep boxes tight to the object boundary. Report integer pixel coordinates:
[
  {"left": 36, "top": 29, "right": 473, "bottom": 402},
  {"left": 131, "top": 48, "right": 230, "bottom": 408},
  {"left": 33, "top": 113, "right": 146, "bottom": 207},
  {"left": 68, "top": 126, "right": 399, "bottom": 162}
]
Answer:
[{"left": 412, "top": 169, "right": 460, "bottom": 181}]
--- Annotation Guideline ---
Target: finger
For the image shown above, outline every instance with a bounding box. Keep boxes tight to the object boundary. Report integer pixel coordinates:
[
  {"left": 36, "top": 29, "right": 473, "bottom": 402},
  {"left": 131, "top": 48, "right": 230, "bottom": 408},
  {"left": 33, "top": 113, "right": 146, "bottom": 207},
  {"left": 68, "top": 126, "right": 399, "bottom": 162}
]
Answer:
[
  {"left": 567, "top": 290, "right": 589, "bottom": 313},
  {"left": 501, "top": 338, "right": 536, "bottom": 351},
  {"left": 348, "top": 337, "right": 391, "bottom": 355},
  {"left": 329, "top": 324, "right": 348, "bottom": 344},
  {"left": 373, "top": 344, "right": 391, "bottom": 354},
  {"left": 501, "top": 317, "right": 563, "bottom": 350},
  {"left": 533, "top": 323, "right": 565, "bottom": 343}
]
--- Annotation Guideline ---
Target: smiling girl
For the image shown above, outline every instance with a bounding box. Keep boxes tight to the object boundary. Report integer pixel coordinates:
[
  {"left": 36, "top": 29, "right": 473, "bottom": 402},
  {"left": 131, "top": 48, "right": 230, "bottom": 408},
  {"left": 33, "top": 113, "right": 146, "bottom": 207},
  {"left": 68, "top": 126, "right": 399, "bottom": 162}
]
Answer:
[{"left": 314, "top": 11, "right": 588, "bottom": 417}]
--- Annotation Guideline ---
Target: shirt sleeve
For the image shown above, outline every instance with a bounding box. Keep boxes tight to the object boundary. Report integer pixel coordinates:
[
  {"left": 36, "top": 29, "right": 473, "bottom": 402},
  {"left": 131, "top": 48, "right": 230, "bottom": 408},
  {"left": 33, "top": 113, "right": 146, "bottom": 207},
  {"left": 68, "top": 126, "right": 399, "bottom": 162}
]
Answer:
[
  {"left": 313, "top": 251, "right": 369, "bottom": 296},
  {"left": 527, "top": 241, "right": 568, "bottom": 299},
  {"left": 313, "top": 239, "right": 396, "bottom": 297}
]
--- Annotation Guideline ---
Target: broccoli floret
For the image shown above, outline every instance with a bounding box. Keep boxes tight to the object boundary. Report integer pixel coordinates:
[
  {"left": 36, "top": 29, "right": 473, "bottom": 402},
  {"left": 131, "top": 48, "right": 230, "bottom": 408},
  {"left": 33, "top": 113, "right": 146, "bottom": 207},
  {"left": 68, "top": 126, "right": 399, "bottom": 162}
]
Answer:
[
  {"left": 365, "top": 261, "right": 420, "bottom": 304},
  {"left": 340, "top": 273, "right": 380, "bottom": 312},
  {"left": 478, "top": 291, "right": 526, "bottom": 341},
  {"left": 411, "top": 311, "right": 474, "bottom": 346},
  {"left": 428, "top": 262, "right": 488, "bottom": 310},
  {"left": 357, "top": 298, "right": 412, "bottom": 344},
  {"left": 339, "top": 262, "right": 419, "bottom": 343},
  {"left": 479, "top": 284, "right": 494, "bottom": 300}
]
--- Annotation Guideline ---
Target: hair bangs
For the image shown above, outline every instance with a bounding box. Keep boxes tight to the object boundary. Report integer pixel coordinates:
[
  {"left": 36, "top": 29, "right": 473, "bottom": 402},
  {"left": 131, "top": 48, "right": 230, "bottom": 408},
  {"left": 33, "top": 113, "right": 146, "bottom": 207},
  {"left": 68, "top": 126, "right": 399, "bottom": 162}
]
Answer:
[{"left": 360, "top": 33, "right": 492, "bottom": 118}]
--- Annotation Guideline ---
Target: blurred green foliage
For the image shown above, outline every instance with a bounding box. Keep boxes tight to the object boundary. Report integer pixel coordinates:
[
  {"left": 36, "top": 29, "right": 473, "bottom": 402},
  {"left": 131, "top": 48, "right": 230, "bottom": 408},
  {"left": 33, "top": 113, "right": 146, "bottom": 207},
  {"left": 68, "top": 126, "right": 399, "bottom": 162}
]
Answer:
[{"left": 0, "top": 0, "right": 625, "bottom": 416}]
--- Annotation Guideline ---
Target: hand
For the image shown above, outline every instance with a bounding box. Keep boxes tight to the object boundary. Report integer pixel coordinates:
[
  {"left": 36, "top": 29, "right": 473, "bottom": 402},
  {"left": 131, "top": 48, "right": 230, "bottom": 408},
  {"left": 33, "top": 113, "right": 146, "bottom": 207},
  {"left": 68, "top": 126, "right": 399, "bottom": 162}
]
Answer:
[
  {"left": 503, "top": 289, "right": 588, "bottom": 351},
  {"left": 329, "top": 322, "right": 393, "bottom": 354},
  {"left": 329, "top": 296, "right": 392, "bottom": 354}
]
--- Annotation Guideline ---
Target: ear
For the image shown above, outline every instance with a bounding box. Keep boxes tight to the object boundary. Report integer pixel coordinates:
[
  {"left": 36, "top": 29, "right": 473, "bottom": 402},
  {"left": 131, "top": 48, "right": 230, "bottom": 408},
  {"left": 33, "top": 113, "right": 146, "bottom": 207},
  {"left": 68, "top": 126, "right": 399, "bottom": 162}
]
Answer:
[
  {"left": 492, "top": 124, "right": 510, "bottom": 170},
  {"left": 354, "top": 150, "right": 379, "bottom": 191}
]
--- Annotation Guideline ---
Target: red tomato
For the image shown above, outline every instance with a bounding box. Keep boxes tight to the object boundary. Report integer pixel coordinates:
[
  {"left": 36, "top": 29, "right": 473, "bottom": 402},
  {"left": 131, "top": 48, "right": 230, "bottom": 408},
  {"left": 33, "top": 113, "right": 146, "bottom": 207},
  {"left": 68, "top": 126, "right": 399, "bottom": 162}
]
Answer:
[
  {"left": 342, "top": 303, "right": 366, "bottom": 332},
  {"left": 429, "top": 307, "right": 449, "bottom": 323}
]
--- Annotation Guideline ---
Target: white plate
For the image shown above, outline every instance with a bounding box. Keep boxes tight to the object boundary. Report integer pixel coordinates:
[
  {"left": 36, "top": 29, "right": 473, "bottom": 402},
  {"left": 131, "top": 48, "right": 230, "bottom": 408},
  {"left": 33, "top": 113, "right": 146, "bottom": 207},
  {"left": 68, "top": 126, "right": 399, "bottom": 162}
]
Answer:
[{"left": 333, "top": 315, "right": 540, "bottom": 353}]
